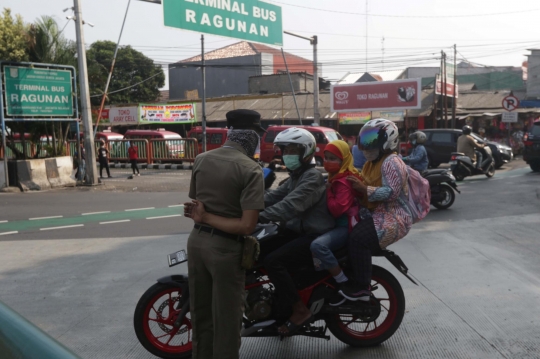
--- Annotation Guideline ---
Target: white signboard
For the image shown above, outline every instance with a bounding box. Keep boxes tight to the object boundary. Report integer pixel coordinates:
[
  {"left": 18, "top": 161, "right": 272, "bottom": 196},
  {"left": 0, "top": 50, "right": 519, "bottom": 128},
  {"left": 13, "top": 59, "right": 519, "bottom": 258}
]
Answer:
[
  {"left": 501, "top": 112, "right": 518, "bottom": 123},
  {"left": 109, "top": 107, "right": 138, "bottom": 126}
]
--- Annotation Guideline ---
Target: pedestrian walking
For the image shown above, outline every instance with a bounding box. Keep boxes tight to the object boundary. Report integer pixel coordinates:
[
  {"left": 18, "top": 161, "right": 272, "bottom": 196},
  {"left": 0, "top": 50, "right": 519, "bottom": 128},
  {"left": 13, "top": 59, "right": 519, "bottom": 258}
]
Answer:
[
  {"left": 97, "top": 141, "right": 112, "bottom": 178},
  {"left": 184, "top": 109, "right": 266, "bottom": 359},
  {"left": 128, "top": 142, "right": 140, "bottom": 176}
]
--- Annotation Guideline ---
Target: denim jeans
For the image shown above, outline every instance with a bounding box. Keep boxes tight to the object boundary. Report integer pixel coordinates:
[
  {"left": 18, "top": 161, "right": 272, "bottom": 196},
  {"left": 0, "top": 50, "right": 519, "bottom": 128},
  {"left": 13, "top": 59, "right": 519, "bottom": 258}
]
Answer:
[{"left": 310, "top": 226, "right": 349, "bottom": 271}]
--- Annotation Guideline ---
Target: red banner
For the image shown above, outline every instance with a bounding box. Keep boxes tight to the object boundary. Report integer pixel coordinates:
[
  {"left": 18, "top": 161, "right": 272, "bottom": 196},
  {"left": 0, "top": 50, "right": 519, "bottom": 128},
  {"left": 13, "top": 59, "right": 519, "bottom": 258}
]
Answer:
[{"left": 331, "top": 79, "right": 421, "bottom": 112}]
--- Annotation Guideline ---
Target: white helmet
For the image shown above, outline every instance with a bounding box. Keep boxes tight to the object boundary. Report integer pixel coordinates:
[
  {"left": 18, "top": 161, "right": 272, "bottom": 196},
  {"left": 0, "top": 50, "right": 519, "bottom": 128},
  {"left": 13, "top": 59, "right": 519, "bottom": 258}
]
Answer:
[
  {"left": 274, "top": 127, "right": 316, "bottom": 160},
  {"left": 358, "top": 118, "right": 399, "bottom": 152}
]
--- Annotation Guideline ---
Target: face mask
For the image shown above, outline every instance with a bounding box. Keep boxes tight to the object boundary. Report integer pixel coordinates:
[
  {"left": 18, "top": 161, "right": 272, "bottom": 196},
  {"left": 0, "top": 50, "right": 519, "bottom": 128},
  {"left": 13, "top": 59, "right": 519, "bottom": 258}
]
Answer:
[
  {"left": 283, "top": 155, "right": 302, "bottom": 171},
  {"left": 324, "top": 161, "right": 341, "bottom": 174},
  {"left": 363, "top": 149, "right": 380, "bottom": 162},
  {"left": 412, "top": 140, "right": 417, "bottom": 145}
]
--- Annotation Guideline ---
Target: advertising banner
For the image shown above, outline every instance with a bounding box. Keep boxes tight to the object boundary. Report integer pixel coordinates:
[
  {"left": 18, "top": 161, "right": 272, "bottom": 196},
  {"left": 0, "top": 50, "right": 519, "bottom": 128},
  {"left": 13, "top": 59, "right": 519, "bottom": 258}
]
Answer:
[
  {"left": 163, "top": 0, "right": 283, "bottom": 46},
  {"left": 139, "top": 103, "right": 196, "bottom": 124},
  {"left": 435, "top": 74, "right": 458, "bottom": 98},
  {"left": 338, "top": 112, "right": 371, "bottom": 125},
  {"left": 2, "top": 63, "right": 76, "bottom": 119},
  {"left": 331, "top": 79, "right": 421, "bottom": 112},
  {"left": 109, "top": 107, "right": 138, "bottom": 126}
]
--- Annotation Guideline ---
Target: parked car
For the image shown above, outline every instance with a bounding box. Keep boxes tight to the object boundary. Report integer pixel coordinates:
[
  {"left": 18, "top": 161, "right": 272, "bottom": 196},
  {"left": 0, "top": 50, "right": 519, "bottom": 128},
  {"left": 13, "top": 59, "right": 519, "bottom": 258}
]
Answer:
[
  {"left": 187, "top": 127, "right": 228, "bottom": 153},
  {"left": 422, "top": 129, "right": 513, "bottom": 169},
  {"left": 523, "top": 121, "right": 540, "bottom": 172},
  {"left": 124, "top": 129, "right": 184, "bottom": 160},
  {"left": 261, "top": 125, "right": 343, "bottom": 166}
]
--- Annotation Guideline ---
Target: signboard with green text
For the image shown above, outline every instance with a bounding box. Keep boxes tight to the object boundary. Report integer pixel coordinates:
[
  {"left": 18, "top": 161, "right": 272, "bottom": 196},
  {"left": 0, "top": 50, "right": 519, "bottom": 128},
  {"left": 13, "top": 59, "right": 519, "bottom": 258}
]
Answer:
[
  {"left": 1, "top": 63, "right": 76, "bottom": 119},
  {"left": 162, "top": 0, "right": 283, "bottom": 46}
]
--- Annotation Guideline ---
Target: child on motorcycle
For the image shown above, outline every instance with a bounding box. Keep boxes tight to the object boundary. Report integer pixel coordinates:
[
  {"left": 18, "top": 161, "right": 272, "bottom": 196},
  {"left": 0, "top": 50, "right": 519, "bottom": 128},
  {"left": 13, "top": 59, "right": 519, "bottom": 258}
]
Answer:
[{"left": 310, "top": 140, "right": 363, "bottom": 306}]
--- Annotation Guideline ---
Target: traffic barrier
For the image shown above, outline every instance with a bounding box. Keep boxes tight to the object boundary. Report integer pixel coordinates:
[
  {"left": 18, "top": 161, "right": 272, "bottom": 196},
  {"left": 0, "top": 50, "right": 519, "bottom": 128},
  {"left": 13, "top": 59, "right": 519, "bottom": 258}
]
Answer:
[
  {"left": 107, "top": 139, "right": 149, "bottom": 163},
  {"left": 16, "top": 159, "right": 51, "bottom": 191},
  {"left": 45, "top": 156, "right": 76, "bottom": 188},
  {"left": 149, "top": 138, "right": 198, "bottom": 164},
  {"left": 0, "top": 300, "right": 81, "bottom": 359}
]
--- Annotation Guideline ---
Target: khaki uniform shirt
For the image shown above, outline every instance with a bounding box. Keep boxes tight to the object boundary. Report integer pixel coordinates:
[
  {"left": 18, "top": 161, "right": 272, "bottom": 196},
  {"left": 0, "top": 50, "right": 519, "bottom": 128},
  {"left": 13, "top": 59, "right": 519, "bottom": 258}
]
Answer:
[
  {"left": 457, "top": 135, "right": 483, "bottom": 162},
  {"left": 189, "top": 140, "right": 265, "bottom": 218}
]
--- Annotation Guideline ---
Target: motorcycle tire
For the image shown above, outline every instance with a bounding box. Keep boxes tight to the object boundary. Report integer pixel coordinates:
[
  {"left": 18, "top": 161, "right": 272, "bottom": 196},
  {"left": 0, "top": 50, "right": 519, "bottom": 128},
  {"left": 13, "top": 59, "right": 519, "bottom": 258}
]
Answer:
[
  {"left": 485, "top": 162, "right": 495, "bottom": 178},
  {"left": 432, "top": 185, "right": 455, "bottom": 210},
  {"left": 133, "top": 283, "right": 193, "bottom": 359},
  {"left": 325, "top": 265, "right": 405, "bottom": 347}
]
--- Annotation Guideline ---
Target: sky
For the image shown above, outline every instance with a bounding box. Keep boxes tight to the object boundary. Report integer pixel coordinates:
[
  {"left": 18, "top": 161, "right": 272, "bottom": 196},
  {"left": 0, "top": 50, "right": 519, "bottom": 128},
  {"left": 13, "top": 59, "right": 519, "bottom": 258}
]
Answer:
[{"left": 4, "top": 0, "right": 539, "bottom": 90}]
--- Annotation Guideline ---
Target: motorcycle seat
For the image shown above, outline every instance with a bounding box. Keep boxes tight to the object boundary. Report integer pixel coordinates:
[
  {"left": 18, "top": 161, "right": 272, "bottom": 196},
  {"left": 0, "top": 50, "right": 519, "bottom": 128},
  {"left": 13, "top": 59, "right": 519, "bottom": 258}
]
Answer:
[
  {"left": 422, "top": 169, "right": 448, "bottom": 176},
  {"left": 332, "top": 246, "right": 389, "bottom": 263}
]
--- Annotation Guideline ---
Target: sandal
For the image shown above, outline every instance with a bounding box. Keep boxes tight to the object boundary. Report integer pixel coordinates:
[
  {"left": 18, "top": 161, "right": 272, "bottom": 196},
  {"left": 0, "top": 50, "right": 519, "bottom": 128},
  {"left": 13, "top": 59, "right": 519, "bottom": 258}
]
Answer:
[{"left": 278, "top": 314, "right": 314, "bottom": 336}]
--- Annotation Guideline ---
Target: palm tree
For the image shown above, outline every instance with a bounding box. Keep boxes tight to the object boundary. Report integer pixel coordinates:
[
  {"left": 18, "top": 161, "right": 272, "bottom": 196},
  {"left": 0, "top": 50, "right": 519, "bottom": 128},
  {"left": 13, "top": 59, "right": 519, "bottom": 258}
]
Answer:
[{"left": 27, "top": 16, "right": 76, "bottom": 66}]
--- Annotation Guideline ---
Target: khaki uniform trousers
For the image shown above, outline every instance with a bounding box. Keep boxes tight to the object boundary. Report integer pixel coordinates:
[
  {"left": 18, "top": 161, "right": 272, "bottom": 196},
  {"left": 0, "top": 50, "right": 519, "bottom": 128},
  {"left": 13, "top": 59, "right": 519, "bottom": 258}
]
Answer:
[{"left": 187, "top": 229, "right": 245, "bottom": 359}]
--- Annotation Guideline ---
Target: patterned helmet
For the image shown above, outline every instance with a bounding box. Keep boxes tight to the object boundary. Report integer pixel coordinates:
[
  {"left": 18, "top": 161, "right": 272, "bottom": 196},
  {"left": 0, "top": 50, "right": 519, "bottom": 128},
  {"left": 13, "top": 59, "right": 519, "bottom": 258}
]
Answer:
[{"left": 358, "top": 119, "right": 400, "bottom": 151}]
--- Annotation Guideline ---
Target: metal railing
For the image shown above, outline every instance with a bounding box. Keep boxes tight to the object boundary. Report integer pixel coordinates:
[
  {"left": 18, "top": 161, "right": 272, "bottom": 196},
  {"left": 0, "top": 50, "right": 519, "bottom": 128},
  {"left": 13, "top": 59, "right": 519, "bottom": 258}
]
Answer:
[{"left": 0, "top": 300, "right": 81, "bottom": 358}]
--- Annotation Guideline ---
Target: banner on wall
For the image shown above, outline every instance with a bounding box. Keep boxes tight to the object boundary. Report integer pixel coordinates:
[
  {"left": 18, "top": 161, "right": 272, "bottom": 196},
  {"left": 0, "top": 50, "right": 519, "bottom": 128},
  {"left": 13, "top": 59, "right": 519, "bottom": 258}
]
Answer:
[
  {"left": 338, "top": 112, "right": 372, "bottom": 125},
  {"left": 139, "top": 103, "right": 196, "bottom": 124},
  {"left": 109, "top": 107, "right": 138, "bottom": 126},
  {"left": 372, "top": 111, "right": 405, "bottom": 122}
]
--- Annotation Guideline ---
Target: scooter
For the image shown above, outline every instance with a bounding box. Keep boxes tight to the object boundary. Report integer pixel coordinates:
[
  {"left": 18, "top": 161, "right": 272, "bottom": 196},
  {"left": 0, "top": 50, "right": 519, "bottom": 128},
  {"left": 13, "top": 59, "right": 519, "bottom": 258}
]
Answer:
[
  {"left": 450, "top": 146, "right": 495, "bottom": 181},
  {"left": 421, "top": 169, "right": 460, "bottom": 210}
]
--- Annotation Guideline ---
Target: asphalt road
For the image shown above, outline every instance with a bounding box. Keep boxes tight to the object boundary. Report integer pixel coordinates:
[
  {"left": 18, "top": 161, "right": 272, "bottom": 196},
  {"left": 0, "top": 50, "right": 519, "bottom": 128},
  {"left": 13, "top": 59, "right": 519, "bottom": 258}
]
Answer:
[{"left": 0, "top": 159, "right": 539, "bottom": 358}]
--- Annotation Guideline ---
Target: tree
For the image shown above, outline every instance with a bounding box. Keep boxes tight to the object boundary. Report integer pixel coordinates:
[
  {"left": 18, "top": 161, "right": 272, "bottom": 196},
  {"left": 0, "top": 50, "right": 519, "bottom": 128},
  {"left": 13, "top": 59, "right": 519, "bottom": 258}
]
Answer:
[
  {"left": 27, "top": 15, "right": 77, "bottom": 66},
  {"left": 0, "top": 8, "right": 28, "bottom": 62},
  {"left": 86, "top": 41, "right": 165, "bottom": 106}
]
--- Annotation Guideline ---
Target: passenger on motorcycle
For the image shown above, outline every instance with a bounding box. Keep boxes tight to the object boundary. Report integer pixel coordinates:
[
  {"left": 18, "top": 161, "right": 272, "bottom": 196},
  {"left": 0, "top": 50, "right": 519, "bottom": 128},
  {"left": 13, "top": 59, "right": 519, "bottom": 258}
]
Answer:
[
  {"left": 258, "top": 128, "right": 335, "bottom": 335},
  {"left": 341, "top": 119, "right": 412, "bottom": 302},
  {"left": 310, "top": 140, "right": 364, "bottom": 306},
  {"left": 457, "top": 125, "right": 485, "bottom": 169},
  {"left": 402, "top": 131, "right": 429, "bottom": 171}
]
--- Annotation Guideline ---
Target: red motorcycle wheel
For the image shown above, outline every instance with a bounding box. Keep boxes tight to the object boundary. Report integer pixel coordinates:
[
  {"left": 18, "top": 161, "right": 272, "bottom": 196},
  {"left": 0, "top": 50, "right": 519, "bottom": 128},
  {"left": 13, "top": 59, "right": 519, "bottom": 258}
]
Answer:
[
  {"left": 134, "top": 283, "right": 193, "bottom": 359},
  {"left": 326, "top": 265, "right": 406, "bottom": 347}
]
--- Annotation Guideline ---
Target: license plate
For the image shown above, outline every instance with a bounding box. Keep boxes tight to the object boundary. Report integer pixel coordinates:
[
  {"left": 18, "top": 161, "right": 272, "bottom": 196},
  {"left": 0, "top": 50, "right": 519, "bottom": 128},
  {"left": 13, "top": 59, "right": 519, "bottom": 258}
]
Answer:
[
  {"left": 449, "top": 160, "right": 457, "bottom": 165},
  {"left": 168, "top": 250, "right": 188, "bottom": 267}
]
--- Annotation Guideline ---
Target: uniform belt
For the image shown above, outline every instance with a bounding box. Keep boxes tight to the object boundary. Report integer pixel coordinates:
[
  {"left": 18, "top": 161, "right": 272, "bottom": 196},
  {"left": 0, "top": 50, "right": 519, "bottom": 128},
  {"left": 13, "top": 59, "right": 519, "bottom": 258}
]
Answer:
[{"left": 194, "top": 224, "right": 243, "bottom": 242}]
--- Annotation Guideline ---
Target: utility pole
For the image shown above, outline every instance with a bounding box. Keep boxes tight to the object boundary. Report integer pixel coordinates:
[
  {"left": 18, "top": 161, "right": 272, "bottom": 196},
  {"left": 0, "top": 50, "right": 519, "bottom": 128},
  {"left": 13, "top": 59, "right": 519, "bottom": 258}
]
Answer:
[
  {"left": 443, "top": 52, "right": 448, "bottom": 128},
  {"left": 73, "top": 0, "right": 98, "bottom": 184},
  {"left": 365, "top": 0, "right": 368, "bottom": 73},
  {"left": 452, "top": 44, "right": 457, "bottom": 129},
  {"left": 201, "top": 34, "right": 207, "bottom": 153},
  {"left": 312, "top": 35, "right": 320, "bottom": 125},
  {"left": 439, "top": 51, "right": 444, "bottom": 129}
]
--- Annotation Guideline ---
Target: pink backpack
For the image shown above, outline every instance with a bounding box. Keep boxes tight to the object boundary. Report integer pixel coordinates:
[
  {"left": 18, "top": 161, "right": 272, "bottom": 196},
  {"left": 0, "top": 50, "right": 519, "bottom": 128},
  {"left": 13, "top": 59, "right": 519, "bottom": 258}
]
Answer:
[{"left": 405, "top": 166, "right": 431, "bottom": 224}]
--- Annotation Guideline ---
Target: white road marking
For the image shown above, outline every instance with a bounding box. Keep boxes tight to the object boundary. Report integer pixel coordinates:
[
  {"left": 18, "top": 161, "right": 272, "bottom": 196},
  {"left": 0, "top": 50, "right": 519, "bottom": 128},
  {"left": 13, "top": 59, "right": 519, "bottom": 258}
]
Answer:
[
  {"left": 40, "top": 225, "right": 84, "bottom": 231},
  {"left": 0, "top": 231, "right": 18, "bottom": 236},
  {"left": 168, "top": 205, "right": 184, "bottom": 208},
  {"left": 82, "top": 211, "right": 111, "bottom": 216},
  {"left": 100, "top": 220, "right": 131, "bottom": 225},
  {"left": 125, "top": 207, "right": 155, "bottom": 212},
  {"left": 147, "top": 215, "right": 183, "bottom": 220},
  {"left": 30, "top": 216, "right": 64, "bottom": 221},
  {"left": 0, "top": 220, "right": 8, "bottom": 223}
]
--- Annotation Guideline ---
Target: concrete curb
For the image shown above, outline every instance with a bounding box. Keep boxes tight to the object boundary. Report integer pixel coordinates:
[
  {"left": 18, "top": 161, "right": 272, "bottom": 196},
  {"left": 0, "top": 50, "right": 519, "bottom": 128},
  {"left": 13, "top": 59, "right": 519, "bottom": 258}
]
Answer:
[{"left": 110, "top": 163, "right": 193, "bottom": 170}]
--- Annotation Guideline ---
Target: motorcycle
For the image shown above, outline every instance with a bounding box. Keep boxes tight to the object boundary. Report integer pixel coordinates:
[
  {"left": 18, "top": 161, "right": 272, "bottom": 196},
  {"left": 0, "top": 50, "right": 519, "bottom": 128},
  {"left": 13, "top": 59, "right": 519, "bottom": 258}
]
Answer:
[
  {"left": 421, "top": 169, "right": 460, "bottom": 210},
  {"left": 450, "top": 146, "right": 495, "bottom": 181},
  {"left": 133, "top": 224, "right": 418, "bottom": 359}
]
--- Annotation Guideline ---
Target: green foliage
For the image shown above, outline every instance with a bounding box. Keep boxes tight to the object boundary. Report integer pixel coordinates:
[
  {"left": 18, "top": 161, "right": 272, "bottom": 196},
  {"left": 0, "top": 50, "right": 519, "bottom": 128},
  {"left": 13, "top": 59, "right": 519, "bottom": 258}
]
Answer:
[
  {"left": 0, "top": 8, "right": 29, "bottom": 62},
  {"left": 86, "top": 41, "right": 165, "bottom": 106},
  {"left": 27, "top": 15, "right": 77, "bottom": 66}
]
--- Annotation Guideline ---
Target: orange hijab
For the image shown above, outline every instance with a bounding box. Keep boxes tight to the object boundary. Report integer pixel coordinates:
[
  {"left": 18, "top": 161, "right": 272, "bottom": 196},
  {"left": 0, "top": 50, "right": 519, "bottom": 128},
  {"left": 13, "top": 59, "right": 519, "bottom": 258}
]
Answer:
[{"left": 325, "top": 140, "right": 363, "bottom": 183}]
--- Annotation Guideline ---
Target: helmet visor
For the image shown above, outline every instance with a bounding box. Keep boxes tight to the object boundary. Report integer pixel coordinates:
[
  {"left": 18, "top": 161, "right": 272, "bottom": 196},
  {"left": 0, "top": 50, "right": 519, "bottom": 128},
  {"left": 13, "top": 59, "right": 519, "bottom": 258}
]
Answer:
[{"left": 358, "top": 127, "right": 381, "bottom": 150}]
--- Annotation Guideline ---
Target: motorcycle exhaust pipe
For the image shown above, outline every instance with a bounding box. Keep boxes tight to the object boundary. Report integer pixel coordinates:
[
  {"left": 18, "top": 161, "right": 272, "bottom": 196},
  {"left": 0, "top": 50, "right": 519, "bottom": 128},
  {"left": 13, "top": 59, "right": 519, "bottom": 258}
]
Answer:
[{"left": 241, "top": 320, "right": 276, "bottom": 337}]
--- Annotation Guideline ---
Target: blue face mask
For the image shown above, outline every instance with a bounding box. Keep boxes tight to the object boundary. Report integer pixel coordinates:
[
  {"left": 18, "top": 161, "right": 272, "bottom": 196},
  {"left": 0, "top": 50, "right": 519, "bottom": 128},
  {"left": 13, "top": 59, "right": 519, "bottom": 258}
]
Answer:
[
  {"left": 282, "top": 155, "right": 302, "bottom": 171},
  {"left": 412, "top": 140, "right": 417, "bottom": 145}
]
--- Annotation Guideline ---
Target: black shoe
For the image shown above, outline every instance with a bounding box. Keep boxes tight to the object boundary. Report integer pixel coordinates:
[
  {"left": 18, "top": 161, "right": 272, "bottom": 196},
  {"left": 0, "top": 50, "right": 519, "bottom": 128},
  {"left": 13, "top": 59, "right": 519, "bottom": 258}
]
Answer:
[
  {"left": 339, "top": 282, "right": 371, "bottom": 302},
  {"left": 108, "top": 176, "right": 113, "bottom": 178},
  {"left": 328, "top": 286, "right": 347, "bottom": 307}
]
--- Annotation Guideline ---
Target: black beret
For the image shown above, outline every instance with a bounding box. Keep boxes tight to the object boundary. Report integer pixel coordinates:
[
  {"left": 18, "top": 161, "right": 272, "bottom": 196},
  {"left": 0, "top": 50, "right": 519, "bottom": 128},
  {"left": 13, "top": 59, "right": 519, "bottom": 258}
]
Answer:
[{"left": 226, "top": 109, "right": 266, "bottom": 133}]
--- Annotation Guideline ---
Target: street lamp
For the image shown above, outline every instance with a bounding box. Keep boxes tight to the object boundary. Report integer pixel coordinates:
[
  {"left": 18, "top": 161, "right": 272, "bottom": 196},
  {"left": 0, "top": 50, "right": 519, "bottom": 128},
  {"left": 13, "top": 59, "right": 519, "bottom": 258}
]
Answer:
[{"left": 284, "top": 31, "right": 320, "bottom": 125}]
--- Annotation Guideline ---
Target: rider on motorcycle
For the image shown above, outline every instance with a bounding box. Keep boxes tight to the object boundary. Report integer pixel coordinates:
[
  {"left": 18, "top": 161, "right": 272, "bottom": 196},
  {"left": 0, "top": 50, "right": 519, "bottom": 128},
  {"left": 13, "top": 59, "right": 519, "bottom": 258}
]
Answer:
[
  {"left": 457, "top": 125, "right": 485, "bottom": 169},
  {"left": 258, "top": 127, "right": 335, "bottom": 336},
  {"left": 402, "top": 131, "right": 429, "bottom": 172}
]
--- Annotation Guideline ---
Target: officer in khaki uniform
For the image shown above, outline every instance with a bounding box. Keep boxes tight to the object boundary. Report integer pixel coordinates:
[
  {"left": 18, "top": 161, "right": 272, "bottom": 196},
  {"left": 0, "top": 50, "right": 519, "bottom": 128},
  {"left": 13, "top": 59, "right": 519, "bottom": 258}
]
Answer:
[{"left": 184, "top": 110, "right": 265, "bottom": 359}]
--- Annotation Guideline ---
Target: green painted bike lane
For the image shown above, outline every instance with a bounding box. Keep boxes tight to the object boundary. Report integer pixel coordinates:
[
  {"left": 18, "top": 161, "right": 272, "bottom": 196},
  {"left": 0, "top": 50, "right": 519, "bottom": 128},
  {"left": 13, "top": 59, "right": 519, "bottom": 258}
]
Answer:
[{"left": 0, "top": 206, "right": 184, "bottom": 234}]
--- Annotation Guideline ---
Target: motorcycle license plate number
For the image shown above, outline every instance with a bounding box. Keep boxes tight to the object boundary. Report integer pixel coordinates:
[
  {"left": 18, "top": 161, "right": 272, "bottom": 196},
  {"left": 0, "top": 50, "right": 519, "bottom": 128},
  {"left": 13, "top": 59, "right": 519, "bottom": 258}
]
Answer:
[
  {"left": 168, "top": 250, "right": 188, "bottom": 267},
  {"left": 449, "top": 160, "right": 457, "bottom": 165}
]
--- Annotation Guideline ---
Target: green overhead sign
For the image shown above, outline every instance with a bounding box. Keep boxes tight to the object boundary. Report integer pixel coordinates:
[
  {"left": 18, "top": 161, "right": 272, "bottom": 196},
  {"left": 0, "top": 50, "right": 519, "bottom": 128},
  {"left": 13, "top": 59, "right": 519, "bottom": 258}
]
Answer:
[
  {"left": 163, "top": 0, "right": 283, "bottom": 46},
  {"left": 2, "top": 64, "right": 76, "bottom": 118}
]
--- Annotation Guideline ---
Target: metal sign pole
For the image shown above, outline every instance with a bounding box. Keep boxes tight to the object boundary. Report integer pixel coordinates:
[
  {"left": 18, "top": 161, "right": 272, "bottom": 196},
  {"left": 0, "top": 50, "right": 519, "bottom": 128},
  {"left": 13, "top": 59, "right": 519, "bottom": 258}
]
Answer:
[
  {"left": 201, "top": 34, "right": 207, "bottom": 153},
  {"left": 1, "top": 113, "right": 8, "bottom": 188},
  {"left": 281, "top": 48, "right": 302, "bottom": 125}
]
